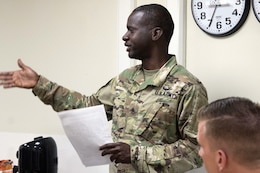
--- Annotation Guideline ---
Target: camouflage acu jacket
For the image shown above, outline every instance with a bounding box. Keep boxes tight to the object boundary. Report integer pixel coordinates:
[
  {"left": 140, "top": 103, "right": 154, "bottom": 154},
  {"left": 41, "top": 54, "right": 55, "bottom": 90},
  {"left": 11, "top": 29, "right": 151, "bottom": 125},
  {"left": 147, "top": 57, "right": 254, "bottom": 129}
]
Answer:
[{"left": 32, "top": 56, "right": 208, "bottom": 173}]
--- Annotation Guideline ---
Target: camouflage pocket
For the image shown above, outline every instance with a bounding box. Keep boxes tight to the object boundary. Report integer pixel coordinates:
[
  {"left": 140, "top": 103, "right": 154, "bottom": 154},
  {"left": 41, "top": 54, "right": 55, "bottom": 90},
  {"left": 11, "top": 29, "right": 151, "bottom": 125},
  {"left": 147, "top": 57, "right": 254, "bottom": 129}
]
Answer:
[{"left": 137, "top": 101, "right": 176, "bottom": 144}]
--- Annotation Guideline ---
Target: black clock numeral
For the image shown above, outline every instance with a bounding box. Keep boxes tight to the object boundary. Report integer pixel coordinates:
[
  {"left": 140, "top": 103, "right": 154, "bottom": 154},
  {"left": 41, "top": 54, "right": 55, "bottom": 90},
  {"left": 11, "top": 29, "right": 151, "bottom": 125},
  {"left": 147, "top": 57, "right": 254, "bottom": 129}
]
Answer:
[
  {"left": 216, "top": 22, "right": 222, "bottom": 29},
  {"left": 226, "top": 17, "right": 231, "bottom": 25},
  {"left": 235, "top": 0, "right": 241, "bottom": 5},
  {"left": 200, "top": 12, "right": 206, "bottom": 19},
  {"left": 232, "top": 9, "right": 238, "bottom": 16},
  {"left": 197, "top": 2, "right": 203, "bottom": 9}
]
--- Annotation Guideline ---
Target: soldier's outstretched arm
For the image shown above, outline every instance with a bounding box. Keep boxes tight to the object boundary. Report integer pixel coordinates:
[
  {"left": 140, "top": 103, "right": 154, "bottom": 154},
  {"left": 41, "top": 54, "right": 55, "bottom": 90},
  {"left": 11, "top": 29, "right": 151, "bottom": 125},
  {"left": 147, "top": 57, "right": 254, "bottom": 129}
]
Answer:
[{"left": 0, "top": 59, "right": 39, "bottom": 89}]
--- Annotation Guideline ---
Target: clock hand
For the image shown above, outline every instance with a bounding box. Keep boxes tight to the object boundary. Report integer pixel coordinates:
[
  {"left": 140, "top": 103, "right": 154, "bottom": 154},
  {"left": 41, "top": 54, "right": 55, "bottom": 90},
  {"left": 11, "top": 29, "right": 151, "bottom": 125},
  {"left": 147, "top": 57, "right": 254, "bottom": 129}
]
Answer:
[{"left": 208, "top": 4, "right": 218, "bottom": 27}]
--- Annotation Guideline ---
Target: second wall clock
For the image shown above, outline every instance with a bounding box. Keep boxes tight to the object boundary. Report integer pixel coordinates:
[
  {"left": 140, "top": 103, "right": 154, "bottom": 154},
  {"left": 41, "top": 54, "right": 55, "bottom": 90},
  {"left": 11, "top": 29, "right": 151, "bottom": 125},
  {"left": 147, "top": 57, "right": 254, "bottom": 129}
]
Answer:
[{"left": 253, "top": 0, "right": 260, "bottom": 22}]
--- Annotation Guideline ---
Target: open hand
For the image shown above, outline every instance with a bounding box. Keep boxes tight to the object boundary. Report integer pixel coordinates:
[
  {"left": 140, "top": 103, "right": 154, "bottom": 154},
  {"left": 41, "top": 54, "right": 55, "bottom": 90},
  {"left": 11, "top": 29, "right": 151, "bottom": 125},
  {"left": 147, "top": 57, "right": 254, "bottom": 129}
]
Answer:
[{"left": 0, "top": 59, "right": 39, "bottom": 89}]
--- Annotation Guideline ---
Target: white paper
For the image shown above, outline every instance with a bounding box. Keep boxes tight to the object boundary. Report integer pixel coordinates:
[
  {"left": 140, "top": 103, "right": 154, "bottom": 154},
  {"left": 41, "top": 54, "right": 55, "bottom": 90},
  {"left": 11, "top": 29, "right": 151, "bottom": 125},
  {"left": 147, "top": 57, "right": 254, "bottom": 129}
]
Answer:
[{"left": 58, "top": 105, "right": 113, "bottom": 167}]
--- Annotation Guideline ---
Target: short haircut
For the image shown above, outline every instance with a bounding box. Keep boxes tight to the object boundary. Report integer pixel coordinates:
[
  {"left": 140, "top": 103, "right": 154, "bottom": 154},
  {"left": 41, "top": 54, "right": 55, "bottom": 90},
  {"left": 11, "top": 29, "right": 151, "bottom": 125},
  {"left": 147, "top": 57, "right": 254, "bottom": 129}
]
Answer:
[
  {"left": 197, "top": 97, "right": 260, "bottom": 167},
  {"left": 133, "top": 4, "right": 174, "bottom": 45}
]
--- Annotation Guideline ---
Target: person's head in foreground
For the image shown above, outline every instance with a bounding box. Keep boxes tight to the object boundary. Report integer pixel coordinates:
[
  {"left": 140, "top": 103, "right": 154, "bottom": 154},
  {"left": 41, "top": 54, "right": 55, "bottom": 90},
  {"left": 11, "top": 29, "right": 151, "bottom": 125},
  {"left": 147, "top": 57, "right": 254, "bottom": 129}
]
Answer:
[{"left": 197, "top": 97, "right": 260, "bottom": 173}]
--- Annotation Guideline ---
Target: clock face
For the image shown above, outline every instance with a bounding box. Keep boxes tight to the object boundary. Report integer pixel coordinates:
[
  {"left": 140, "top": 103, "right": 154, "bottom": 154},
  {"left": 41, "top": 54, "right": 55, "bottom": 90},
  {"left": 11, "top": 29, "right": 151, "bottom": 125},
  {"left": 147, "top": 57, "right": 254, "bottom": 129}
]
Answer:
[
  {"left": 191, "top": 0, "right": 250, "bottom": 37},
  {"left": 253, "top": 0, "right": 260, "bottom": 22}
]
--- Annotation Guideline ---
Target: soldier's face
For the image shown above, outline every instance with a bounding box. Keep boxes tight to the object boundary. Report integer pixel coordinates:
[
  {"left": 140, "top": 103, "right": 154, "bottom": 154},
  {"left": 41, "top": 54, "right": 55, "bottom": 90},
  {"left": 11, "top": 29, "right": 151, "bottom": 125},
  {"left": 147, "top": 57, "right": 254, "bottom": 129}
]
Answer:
[
  {"left": 197, "top": 121, "right": 219, "bottom": 173},
  {"left": 122, "top": 11, "right": 153, "bottom": 60}
]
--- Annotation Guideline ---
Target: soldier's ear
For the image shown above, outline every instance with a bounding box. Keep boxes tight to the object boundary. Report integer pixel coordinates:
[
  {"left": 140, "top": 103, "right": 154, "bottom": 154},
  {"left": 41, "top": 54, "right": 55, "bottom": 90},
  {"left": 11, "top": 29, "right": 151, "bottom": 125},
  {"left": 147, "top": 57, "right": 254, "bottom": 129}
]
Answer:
[
  {"left": 151, "top": 27, "right": 163, "bottom": 41},
  {"left": 216, "top": 149, "right": 227, "bottom": 171}
]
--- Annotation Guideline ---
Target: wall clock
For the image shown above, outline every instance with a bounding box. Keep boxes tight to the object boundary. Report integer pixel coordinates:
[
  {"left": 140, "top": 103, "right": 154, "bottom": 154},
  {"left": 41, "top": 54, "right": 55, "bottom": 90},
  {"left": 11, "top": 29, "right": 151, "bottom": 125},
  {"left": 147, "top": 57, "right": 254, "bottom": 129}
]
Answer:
[
  {"left": 252, "top": 0, "right": 260, "bottom": 22},
  {"left": 191, "top": 0, "right": 251, "bottom": 37}
]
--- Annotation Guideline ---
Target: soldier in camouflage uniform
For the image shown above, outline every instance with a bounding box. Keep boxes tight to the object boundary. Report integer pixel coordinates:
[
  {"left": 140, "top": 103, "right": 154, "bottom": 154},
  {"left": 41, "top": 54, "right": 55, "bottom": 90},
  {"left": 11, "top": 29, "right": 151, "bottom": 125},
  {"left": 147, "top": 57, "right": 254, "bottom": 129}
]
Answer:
[
  {"left": 197, "top": 97, "right": 260, "bottom": 173},
  {"left": 0, "top": 4, "right": 208, "bottom": 173}
]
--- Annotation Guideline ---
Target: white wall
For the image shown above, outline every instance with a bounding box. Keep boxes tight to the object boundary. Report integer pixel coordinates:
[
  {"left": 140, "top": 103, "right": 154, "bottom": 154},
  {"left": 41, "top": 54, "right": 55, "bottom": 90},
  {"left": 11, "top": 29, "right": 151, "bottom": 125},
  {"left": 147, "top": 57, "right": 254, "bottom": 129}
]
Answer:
[
  {"left": 0, "top": 1, "right": 117, "bottom": 172},
  {"left": 186, "top": 1, "right": 260, "bottom": 103},
  {"left": 1, "top": 0, "right": 259, "bottom": 173},
  {"left": 0, "top": 0, "right": 118, "bottom": 134},
  {"left": 186, "top": 2, "right": 260, "bottom": 172},
  {"left": 164, "top": 2, "right": 259, "bottom": 172}
]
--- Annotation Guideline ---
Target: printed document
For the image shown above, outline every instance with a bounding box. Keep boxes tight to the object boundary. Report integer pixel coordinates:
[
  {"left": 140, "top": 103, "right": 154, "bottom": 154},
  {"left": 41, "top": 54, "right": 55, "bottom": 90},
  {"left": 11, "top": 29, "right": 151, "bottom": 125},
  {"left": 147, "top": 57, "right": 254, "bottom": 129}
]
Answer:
[{"left": 58, "top": 105, "right": 113, "bottom": 167}]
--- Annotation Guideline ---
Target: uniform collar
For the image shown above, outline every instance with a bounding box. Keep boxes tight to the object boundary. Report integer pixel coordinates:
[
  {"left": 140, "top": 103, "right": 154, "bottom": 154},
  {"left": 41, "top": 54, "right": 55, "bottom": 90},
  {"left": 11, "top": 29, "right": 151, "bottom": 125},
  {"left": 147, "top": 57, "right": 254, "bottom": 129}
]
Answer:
[{"left": 133, "top": 56, "right": 177, "bottom": 90}]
